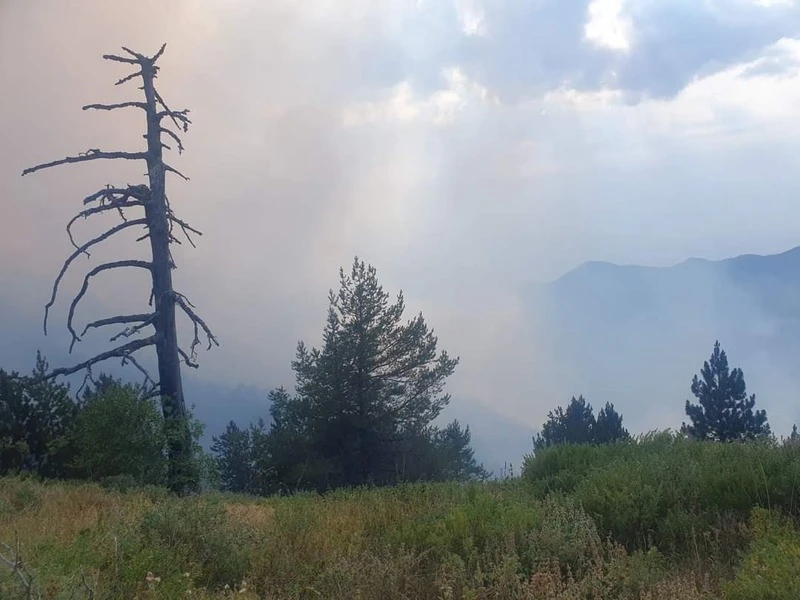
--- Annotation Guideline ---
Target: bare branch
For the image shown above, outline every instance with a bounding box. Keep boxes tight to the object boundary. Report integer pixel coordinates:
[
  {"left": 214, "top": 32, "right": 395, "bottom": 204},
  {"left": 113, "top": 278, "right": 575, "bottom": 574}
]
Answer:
[
  {"left": 44, "top": 219, "right": 148, "bottom": 334},
  {"left": 115, "top": 70, "right": 143, "bottom": 86},
  {"left": 121, "top": 353, "right": 157, "bottom": 392},
  {"left": 173, "top": 291, "right": 195, "bottom": 308},
  {"left": 22, "top": 150, "right": 147, "bottom": 176},
  {"left": 81, "top": 313, "right": 153, "bottom": 337},
  {"left": 109, "top": 313, "right": 157, "bottom": 342},
  {"left": 178, "top": 347, "right": 199, "bottom": 369},
  {"left": 173, "top": 292, "right": 219, "bottom": 356},
  {"left": 160, "top": 127, "right": 184, "bottom": 153},
  {"left": 67, "top": 260, "right": 153, "bottom": 352},
  {"left": 164, "top": 164, "right": 190, "bottom": 181},
  {"left": 75, "top": 367, "right": 98, "bottom": 399},
  {"left": 153, "top": 87, "right": 191, "bottom": 132},
  {"left": 78, "top": 568, "right": 96, "bottom": 600},
  {"left": 82, "top": 102, "right": 146, "bottom": 112},
  {"left": 121, "top": 46, "right": 146, "bottom": 60},
  {"left": 151, "top": 43, "right": 167, "bottom": 63},
  {"left": 168, "top": 215, "right": 202, "bottom": 248},
  {"left": 0, "top": 535, "right": 37, "bottom": 600},
  {"left": 169, "top": 215, "right": 203, "bottom": 237},
  {"left": 47, "top": 336, "right": 157, "bottom": 380},
  {"left": 102, "top": 53, "right": 138, "bottom": 65},
  {"left": 66, "top": 200, "right": 145, "bottom": 255},
  {"left": 83, "top": 184, "right": 149, "bottom": 205}
]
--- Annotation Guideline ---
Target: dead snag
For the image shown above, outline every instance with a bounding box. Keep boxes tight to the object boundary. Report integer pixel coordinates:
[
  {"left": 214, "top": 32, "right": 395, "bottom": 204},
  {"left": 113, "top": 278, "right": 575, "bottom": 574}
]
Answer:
[{"left": 21, "top": 44, "right": 218, "bottom": 494}]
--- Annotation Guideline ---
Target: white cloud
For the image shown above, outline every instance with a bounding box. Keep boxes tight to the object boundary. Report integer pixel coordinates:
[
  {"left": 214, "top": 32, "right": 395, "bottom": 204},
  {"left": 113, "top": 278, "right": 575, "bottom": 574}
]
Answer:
[
  {"left": 341, "top": 66, "right": 495, "bottom": 126},
  {"left": 584, "top": 0, "right": 633, "bottom": 52},
  {"left": 749, "top": 0, "right": 795, "bottom": 7},
  {"left": 454, "top": 0, "right": 486, "bottom": 36}
]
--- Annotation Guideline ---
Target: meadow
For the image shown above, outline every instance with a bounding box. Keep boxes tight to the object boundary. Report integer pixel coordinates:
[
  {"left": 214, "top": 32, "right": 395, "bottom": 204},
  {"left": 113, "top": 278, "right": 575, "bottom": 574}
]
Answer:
[{"left": 2, "top": 433, "right": 800, "bottom": 599}]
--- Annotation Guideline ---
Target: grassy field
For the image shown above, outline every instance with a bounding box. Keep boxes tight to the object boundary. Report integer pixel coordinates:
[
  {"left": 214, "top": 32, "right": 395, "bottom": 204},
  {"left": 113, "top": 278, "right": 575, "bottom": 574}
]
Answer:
[{"left": 2, "top": 435, "right": 800, "bottom": 599}]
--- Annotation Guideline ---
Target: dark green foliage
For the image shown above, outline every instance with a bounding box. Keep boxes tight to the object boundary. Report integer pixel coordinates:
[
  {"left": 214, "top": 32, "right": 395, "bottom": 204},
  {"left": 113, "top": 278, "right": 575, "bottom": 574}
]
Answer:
[
  {"left": 427, "top": 420, "right": 489, "bottom": 481},
  {"left": 211, "top": 421, "right": 253, "bottom": 493},
  {"left": 533, "top": 395, "right": 630, "bottom": 450},
  {"left": 523, "top": 432, "right": 800, "bottom": 555},
  {"left": 287, "top": 257, "right": 461, "bottom": 489},
  {"left": 396, "top": 420, "right": 489, "bottom": 483},
  {"left": 0, "top": 352, "right": 79, "bottom": 478},
  {"left": 682, "top": 340, "right": 771, "bottom": 442},
  {"left": 534, "top": 395, "right": 595, "bottom": 450},
  {"left": 213, "top": 258, "right": 482, "bottom": 493},
  {"left": 594, "top": 402, "right": 630, "bottom": 444},
  {"left": 71, "top": 376, "right": 167, "bottom": 485}
]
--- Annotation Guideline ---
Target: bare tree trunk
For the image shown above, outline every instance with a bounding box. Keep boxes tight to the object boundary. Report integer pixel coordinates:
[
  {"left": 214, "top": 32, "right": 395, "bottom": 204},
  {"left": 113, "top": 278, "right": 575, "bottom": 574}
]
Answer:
[{"left": 140, "top": 59, "right": 193, "bottom": 492}]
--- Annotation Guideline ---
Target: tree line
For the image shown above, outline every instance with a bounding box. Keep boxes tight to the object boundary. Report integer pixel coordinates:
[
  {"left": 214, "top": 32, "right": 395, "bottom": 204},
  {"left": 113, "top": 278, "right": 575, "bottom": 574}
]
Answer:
[
  {"left": 534, "top": 339, "right": 775, "bottom": 450},
  {"left": 0, "top": 258, "right": 487, "bottom": 492},
  {"left": 0, "top": 258, "right": 786, "bottom": 494}
]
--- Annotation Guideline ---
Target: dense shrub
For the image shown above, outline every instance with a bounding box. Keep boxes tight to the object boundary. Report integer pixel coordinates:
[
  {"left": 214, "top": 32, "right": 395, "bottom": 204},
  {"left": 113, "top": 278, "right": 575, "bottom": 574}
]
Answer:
[
  {"left": 523, "top": 432, "right": 800, "bottom": 554},
  {"left": 724, "top": 508, "right": 800, "bottom": 600}
]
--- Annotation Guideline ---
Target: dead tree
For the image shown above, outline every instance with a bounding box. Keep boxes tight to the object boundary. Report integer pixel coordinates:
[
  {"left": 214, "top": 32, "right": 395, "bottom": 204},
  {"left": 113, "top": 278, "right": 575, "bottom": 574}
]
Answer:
[{"left": 21, "top": 45, "right": 218, "bottom": 494}]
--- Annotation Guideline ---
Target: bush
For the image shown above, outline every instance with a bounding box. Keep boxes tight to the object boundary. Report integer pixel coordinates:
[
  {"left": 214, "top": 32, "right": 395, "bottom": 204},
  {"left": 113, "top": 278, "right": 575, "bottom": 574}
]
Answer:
[
  {"left": 724, "top": 508, "right": 800, "bottom": 600},
  {"left": 71, "top": 383, "right": 167, "bottom": 485},
  {"left": 523, "top": 433, "right": 800, "bottom": 555}
]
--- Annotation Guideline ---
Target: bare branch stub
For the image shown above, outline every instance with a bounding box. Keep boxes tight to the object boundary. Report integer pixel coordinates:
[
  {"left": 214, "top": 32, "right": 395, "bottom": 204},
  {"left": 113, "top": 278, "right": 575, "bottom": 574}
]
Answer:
[{"left": 66, "top": 260, "right": 153, "bottom": 352}]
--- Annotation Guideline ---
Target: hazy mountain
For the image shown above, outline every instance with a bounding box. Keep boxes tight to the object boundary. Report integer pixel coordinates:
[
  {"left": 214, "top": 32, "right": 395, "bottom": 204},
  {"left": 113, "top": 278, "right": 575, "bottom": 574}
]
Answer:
[
  {"left": 526, "top": 245, "right": 800, "bottom": 437},
  {"left": 5, "top": 244, "right": 799, "bottom": 475}
]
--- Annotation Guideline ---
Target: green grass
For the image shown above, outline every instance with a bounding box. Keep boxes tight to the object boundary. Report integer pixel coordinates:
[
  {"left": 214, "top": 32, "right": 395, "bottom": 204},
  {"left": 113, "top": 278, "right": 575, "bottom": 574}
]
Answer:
[{"left": 1, "top": 436, "right": 799, "bottom": 598}]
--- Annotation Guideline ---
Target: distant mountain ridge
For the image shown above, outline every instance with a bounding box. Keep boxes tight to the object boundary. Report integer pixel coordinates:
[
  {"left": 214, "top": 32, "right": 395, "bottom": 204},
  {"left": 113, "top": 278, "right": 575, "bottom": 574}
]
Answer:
[{"left": 527, "top": 243, "right": 800, "bottom": 437}]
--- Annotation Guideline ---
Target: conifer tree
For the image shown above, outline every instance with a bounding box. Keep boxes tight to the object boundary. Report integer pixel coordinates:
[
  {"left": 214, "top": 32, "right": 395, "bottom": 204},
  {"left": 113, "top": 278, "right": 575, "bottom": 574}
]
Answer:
[
  {"left": 534, "top": 395, "right": 596, "bottom": 450},
  {"left": 0, "top": 353, "right": 78, "bottom": 478},
  {"left": 211, "top": 421, "right": 253, "bottom": 493},
  {"left": 594, "top": 402, "right": 630, "bottom": 444},
  {"left": 271, "top": 257, "right": 460, "bottom": 490},
  {"left": 682, "top": 340, "right": 770, "bottom": 442}
]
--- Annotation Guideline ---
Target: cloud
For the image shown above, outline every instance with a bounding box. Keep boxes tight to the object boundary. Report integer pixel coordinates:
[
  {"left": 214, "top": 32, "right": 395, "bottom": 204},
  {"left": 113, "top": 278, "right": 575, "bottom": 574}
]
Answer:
[
  {"left": 445, "top": 0, "right": 800, "bottom": 102},
  {"left": 585, "top": 0, "right": 633, "bottom": 52},
  {"left": 3, "top": 0, "right": 800, "bottom": 441}
]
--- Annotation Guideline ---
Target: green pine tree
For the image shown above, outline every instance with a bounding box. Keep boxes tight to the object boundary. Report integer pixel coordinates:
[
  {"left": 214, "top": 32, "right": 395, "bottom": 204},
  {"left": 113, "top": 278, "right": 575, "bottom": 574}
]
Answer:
[
  {"left": 594, "top": 402, "right": 630, "bottom": 444},
  {"left": 534, "top": 395, "right": 596, "bottom": 450},
  {"left": 265, "top": 257, "right": 461, "bottom": 490},
  {"left": 0, "top": 352, "right": 79, "bottom": 478},
  {"left": 682, "top": 340, "right": 770, "bottom": 442},
  {"left": 211, "top": 421, "right": 253, "bottom": 493}
]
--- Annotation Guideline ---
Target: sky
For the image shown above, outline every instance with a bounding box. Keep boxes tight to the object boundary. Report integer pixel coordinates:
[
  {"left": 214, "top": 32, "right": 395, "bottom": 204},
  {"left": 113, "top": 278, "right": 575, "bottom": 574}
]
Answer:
[{"left": 2, "top": 0, "right": 800, "bottom": 437}]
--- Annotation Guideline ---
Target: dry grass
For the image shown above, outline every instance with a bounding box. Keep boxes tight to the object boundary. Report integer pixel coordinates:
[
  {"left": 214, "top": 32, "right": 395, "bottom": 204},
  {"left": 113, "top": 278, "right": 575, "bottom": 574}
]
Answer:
[{"left": 0, "top": 476, "right": 789, "bottom": 599}]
